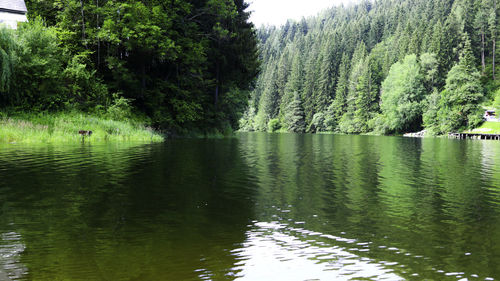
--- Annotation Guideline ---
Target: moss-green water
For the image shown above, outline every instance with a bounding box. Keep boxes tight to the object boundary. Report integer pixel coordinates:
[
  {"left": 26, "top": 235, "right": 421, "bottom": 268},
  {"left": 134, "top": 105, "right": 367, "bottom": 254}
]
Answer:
[{"left": 0, "top": 112, "right": 164, "bottom": 143}]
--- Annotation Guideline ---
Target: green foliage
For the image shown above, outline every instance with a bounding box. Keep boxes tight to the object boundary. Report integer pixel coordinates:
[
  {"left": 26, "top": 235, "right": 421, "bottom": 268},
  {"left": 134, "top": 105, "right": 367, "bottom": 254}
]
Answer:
[
  {"left": 17, "top": 0, "right": 259, "bottom": 134},
  {"left": 106, "top": 93, "right": 133, "bottom": 121},
  {"left": 242, "top": 0, "right": 496, "bottom": 135},
  {"left": 0, "top": 28, "right": 16, "bottom": 93},
  {"left": 437, "top": 36, "right": 484, "bottom": 132},
  {"left": 493, "top": 88, "right": 500, "bottom": 111},
  {"left": 63, "top": 52, "right": 108, "bottom": 109},
  {"left": 0, "top": 19, "right": 108, "bottom": 113},
  {"left": 329, "top": 53, "right": 350, "bottom": 126},
  {"left": 284, "top": 92, "right": 306, "bottom": 133},
  {"left": 420, "top": 53, "right": 439, "bottom": 91},
  {"left": 379, "top": 54, "right": 425, "bottom": 133},
  {"left": 422, "top": 89, "right": 442, "bottom": 135},
  {"left": 0, "top": 111, "right": 163, "bottom": 143},
  {"left": 12, "top": 19, "right": 65, "bottom": 109},
  {"left": 308, "top": 112, "right": 326, "bottom": 133},
  {"left": 338, "top": 43, "right": 378, "bottom": 134},
  {"left": 267, "top": 118, "right": 281, "bottom": 132}
]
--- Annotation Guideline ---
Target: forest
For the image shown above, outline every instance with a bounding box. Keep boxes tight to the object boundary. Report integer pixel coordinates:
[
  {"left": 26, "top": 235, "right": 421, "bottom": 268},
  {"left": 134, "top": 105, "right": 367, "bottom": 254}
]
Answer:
[
  {"left": 240, "top": 0, "right": 500, "bottom": 135},
  {"left": 0, "top": 0, "right": 259, "bottom": 135}
]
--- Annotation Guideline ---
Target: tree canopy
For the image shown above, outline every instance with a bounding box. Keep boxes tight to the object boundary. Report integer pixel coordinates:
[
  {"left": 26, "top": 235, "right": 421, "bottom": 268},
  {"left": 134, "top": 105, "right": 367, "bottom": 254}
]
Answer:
[
  {"left": 241, "top": 0, "right": 499, "bottom": 134},
  {"left": 0, "top": 0, "right": 260, "bottom": 134}
]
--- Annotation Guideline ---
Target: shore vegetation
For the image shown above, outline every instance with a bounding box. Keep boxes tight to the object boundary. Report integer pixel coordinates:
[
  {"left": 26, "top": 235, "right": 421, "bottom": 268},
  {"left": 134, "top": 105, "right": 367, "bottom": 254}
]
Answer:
[
  {"left": 0, "top": 111, "right": 163, "bottom": 143},
  {"left": 1, "top": 0, "right": 259, "bottom": 137}
]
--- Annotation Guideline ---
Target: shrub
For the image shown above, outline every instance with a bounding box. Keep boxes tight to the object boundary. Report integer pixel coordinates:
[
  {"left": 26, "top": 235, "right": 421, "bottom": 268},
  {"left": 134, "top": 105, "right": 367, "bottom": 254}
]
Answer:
[
  {"left": 107, "top": 93, "right": 133, "bottom": 121},
  {"left": 267, "top": 118, "right": 281, "bottom": 132}
]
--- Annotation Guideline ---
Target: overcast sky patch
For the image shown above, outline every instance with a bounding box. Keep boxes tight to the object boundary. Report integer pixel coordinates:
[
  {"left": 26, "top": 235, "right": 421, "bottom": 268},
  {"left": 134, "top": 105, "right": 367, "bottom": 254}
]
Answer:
[{"left": 248, "top": 0, "right": 356, "bottom": 27}]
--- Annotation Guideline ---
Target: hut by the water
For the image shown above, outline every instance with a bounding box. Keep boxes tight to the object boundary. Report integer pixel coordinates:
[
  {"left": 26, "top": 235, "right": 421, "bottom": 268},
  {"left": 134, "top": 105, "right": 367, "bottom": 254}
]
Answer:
[
  {"left": 0, "top": 0, "right": 27, "bottom": 29},
  {"left": 484, "top": 110, "right": 500, "bottom": 122}
]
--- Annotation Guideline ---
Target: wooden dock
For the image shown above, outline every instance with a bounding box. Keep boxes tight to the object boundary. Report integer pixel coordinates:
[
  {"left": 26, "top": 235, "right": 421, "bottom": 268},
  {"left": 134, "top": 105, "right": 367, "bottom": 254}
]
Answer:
[{"left": 448, "top": 133, "right": 500, "bottom": 140}]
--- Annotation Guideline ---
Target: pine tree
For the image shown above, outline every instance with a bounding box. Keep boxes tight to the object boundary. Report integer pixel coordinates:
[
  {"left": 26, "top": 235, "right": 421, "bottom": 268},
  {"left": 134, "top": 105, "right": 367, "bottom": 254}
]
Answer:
[
  {"left": 281, "top": 50, "right": 304, "bottom": 127},
  {"left": 474, "top": 0, "right": 489, "bottom": 74},
  {"left": 353, "top": 57, "right": 378, "bottom": 132},
  {"left": 329, "top": 53, "right": 350, "bottom": 125},
  {"left": 489, "top": 0, "right": 497, "bottom": 79},
  {"left": 316, "top": 38, "right": 337, "bottom": 115},
  {"left": 284, "top": 92, "right": 306, "bottom": 133},
  {"left": 438, "top": 34, "right": 483, "bottom": 132},
  {"left": 338, "top": 42, "right": 370, "bottom": 133}
]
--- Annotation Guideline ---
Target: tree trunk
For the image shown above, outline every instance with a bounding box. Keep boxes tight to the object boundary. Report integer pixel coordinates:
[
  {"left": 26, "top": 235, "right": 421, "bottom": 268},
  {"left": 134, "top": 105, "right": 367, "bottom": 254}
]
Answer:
[
  {"left": 97, "top": 0, "right": 100, "bottom": 67},
  {"left": 80, "top": 0, "right": 86, "bottom": 43},
  {"left": 493, "top": 39, "right": 496, "bottom": 80},
  {"left": 481, "top": 31, "right": 485, "bottom": 74},
  {"left": 141, "top": 60, "right": 146, "bottom": 94},
  {"left": 215, "top": 61, "right": 220, "bottom": 106},
  {"left": 493, "top": 0, "right": 497, "bottom": 80}
]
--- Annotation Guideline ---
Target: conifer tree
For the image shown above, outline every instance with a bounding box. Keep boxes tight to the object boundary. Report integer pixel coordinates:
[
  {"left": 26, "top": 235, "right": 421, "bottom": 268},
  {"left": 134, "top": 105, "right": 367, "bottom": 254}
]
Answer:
[
  {"left": 329, "top": 53, "right": 350, "bottom": 125},
  {"left": 474, "top": 0, "right": 489, "bottom": 74},
  {"left": 438, "top": 34, "right": 483, "bottom": 132},
  {"left": 284, "top": 92, "right": 306, "bottom": 133},
  {"left": 489, "top": 0, "right": 497, "bottom": 79}
]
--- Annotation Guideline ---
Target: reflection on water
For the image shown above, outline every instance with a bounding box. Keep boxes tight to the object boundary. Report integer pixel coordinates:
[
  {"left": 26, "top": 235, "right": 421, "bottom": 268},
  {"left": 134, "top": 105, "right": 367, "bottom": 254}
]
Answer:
[
  {"left": 233, "top": 221, "right": 403, "bottom": 281},
  {"left": 0, "top": 134, "right": 500, "bottom": 280},
  {"left": 0, "top": 232, "right": 26, "bottom": 280}
]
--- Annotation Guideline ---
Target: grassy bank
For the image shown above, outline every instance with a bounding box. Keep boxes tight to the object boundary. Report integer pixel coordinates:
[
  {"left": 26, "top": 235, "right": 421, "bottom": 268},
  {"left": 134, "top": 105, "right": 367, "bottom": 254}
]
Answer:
[
  {"left": 0, "top": 112, "right": 164, "bottom": 143},
  {"left": 465, "top": 121, "right": 500, "bottom": 135}
]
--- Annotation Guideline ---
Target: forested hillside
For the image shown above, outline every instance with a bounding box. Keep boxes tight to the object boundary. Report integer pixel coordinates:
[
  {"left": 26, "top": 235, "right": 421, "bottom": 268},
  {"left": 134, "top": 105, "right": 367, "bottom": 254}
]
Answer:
[
  {"left": 240, "top": 0, "right": 499, "bottom": 135},
  {"left": 0, "top": 0, "right": 259, "bottom": 134}
]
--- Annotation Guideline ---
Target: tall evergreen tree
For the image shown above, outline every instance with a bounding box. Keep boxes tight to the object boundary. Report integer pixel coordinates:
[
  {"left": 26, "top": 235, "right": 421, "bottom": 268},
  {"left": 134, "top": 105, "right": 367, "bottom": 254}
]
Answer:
[
  {"left": 329, "top": 53, "right": 350, "bottom": 126},
  {"left": 474, "top": 0, "right": 489, "bottom": 74},
  {"left": 284, "top": 92, "right": 306, "bottom": 133},
  {"left": 489, "top": 0, "right": 497, "bottom": 79},
  {"left": 438, "top": 34, "right": 483, "bottom": 132}
]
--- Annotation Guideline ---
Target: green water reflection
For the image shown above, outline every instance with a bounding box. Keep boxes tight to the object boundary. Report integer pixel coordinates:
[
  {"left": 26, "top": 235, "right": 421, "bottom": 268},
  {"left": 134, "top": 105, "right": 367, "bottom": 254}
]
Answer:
[{"left": 0, "top": 134, "right": 499, "bottom": 280}]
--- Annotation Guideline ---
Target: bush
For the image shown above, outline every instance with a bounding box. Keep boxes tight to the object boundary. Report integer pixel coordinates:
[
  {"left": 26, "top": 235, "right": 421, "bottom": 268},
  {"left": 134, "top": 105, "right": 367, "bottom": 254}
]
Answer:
[
  {"left": 308, "top": 112, "right": 326, "bottom": 133},
  {"left": 63, "top": 52, "right": 109, "bottom": 110},
  {"left": 107, "top": 93, "right": 133, "bottom": 121},
  {"left": 267, "top": 118, "right": 281, "bottom": 132},
  {"left": 13, "top": 18, "right": 66, "bottom": 110},
  {"left": 493, "top": 88, "right": 500, "bottom": 112}
]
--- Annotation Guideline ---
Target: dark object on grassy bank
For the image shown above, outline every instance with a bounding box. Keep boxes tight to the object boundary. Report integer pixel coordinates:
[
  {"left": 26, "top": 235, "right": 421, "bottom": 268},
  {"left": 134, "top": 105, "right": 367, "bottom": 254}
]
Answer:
[{"left": 78, "top": 130, "right": 93, "bottom": 136}]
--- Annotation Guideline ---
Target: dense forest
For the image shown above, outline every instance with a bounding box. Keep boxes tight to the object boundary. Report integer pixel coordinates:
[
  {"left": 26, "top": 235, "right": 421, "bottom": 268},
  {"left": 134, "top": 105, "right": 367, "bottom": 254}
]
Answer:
[
  {"left": 240, "top": 0, "right": 500, "bottom": 135},
  {"left": 0, "top": 0, "right": 259, "bottom": 134}
]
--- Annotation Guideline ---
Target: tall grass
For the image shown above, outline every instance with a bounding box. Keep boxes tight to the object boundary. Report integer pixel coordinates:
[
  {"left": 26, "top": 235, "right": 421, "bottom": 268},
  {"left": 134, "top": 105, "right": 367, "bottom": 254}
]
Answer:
[{"left": 0, "top": 112, "right": 164, "bottom": 143}]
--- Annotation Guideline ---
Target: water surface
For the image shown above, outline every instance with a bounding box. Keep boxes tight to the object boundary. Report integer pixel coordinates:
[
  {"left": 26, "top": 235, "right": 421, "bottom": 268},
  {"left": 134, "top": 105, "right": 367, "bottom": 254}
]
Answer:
[{"left": 1, "top": 133, "right": 500, "bottom": 280}]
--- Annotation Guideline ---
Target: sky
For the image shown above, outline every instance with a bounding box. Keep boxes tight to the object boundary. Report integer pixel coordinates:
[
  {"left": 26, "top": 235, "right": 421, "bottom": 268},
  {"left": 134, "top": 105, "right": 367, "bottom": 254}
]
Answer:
[{"left": 248, "top": 0, "right": 356, "bottom": 27}]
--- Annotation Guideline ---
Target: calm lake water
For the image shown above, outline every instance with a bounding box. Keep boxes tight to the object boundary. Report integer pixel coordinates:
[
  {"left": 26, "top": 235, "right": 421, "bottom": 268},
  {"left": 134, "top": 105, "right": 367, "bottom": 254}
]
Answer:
[{"left": 1, "top": 133, "right": 500, "bottom": 280}]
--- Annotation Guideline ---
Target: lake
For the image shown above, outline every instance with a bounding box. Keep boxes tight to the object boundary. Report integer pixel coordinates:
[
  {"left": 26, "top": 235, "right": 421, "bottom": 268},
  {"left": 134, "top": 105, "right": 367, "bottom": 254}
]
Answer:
[{"left": 1, "top": 133, "right": 500, "bottom": 280}]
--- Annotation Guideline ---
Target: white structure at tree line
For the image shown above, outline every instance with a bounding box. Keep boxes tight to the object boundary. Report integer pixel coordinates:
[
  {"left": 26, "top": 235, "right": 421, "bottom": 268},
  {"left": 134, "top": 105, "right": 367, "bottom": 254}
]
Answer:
[{"left": 0, "top": 0, "right": 27, "bottom": 29}]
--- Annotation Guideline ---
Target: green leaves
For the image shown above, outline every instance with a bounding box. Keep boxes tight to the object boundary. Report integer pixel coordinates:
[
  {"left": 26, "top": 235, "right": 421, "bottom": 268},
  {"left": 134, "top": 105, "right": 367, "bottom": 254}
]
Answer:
[
  {"left": 16, "top": 0, "right": 259, "bottom": 134},
  {"left": 436, "top": 36, "right": 484, "bottom": 132},
  {"left": 380, "top": 54, "right": 425, "bottom": 133}
]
